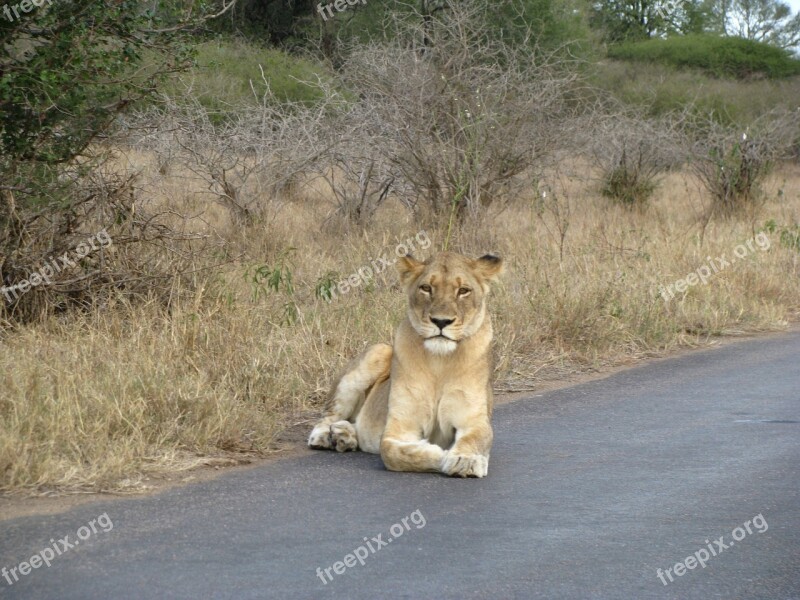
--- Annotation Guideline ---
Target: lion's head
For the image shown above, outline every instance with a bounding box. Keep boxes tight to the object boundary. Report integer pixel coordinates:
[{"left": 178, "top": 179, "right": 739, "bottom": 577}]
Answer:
[{"left": 396, "top": 252, "right": 503, "bottom": 355}]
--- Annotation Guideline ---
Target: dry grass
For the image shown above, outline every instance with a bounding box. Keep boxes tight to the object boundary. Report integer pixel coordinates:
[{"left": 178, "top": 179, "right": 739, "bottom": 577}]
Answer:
[{"left": 2, "top": 152, "right": 799, "bottom": 495}]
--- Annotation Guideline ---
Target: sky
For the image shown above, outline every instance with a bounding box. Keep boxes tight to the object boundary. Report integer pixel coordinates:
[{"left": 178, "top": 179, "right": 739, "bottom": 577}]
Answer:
[{"left": 790, "top": 0, "right": 800, "bottom": 14}]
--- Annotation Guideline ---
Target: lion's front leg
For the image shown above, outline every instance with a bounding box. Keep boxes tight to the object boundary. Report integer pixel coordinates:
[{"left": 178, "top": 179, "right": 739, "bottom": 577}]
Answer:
[
  {"left": 439, "top": 386, "right": 493, "bottom": 478},
  {"left": 308, "top": 343, "right": 392, "bottom": 451},
  {"left": 379, "top": 378, "right": 444, "bottom": 472},
  {"left": 380, "top": 432, "right": 447, "bottom": 474},
  {"left": 380, "top": 406, "right": 444, "bottom": 473},
  {"left": 441, "top": 420, "right": 493, "bottom": 478}
]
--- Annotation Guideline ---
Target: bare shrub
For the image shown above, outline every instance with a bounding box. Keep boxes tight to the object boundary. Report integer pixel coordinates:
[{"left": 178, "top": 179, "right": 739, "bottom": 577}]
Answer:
[
  {"left": 309, "top": 102, "right": 406, "bottom": 229},
  {"left": 129, "top": 2, "right": 584, "bottom": 230},
  {"left": 0, "top": 159, "right": 214, "bottom": 325},
  {"left": 333, "top": 0, "right": 581, "bottom": 222},
  {"left": 685, "top": 109, "right": 800, "bottom": 217},
  {"left": 585, "top": 109, "right": 684, "bottom": 209},
  {"left": 532, "top": 181, "right": 572, "bottom": 263},
  {"left": 132, "top": 84, "right": 329, "bottom": 227},
  {"left": 317, "top": 155, "right": 396, "bottom": 228}
]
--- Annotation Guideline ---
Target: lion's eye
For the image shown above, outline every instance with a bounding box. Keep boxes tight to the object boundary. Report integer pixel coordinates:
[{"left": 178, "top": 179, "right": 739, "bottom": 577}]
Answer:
[
  {"left": 419, "top": 284, "right": 432, "bottom": 294},
  {"left": 457, "top": 287, "right": 471, "bottom": 297}
]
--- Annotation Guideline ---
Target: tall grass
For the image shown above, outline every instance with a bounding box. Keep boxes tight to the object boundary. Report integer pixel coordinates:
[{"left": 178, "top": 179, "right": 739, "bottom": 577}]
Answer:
[{"left": 2, "top": 151, "right": 799, "bottom": 495}]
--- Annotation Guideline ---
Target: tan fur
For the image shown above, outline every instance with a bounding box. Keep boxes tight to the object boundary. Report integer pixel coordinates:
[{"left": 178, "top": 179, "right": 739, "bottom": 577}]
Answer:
[{"left": 308, "top": 251, "right": 503, "bottom": 478}]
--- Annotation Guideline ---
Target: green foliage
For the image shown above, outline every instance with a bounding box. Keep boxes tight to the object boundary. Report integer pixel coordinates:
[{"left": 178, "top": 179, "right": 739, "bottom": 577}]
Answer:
[
  {"left": 762, "top": 220, "right": 800, "bottom": 251},
  {"left": 591, "top": 0, "right": 669, "bottom": 42},
  {"left": 592, "top": 60, "right": 800, "bottom": 126},
  {"left": 589, "top": 0, "right": 719, "bottom": 42},
  {"left": 0, "top": 1, "right": 194, "bottom": 168},
  {"left": 246, "top": 248, "right": 298, "bottom": 325},
  {"left": 607, "top": 34, "right": 800, "bottom": 79},
  {"left": 311, "top": 0, "right": 596, "bottom": 69},
  {"left": 222, "top": 0, "right": 593, "bottom": 61},
  {"left": 248, "top": 249, "right": 295, "bottom": 300},
  {"left": 472, "top": 0, "right": 592, "bottom": 55},
  {"left": 314, "top": 271, "right": 340, "bottom": 302},
  {"left": 316, "top": 1, "right": 392, "bottom": 46},
  {"left": 781, "top": 227, "right": 800, "bottom": 251},
  {"left": 168, "top": 40, "right": 331, "bottom": 113},
  {"left": 210, "top": 0, "right": 315, "bottom": 46},
  {"left": 0, "top": 1, "right": 233, "bottom": 325}
]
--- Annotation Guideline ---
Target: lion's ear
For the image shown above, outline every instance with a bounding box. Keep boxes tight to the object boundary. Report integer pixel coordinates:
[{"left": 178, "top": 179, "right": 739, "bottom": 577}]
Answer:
[
  {"left": 474, "top": 254, "right": 504, "bottom": 283},
  {"left": 396, "top": 254, "right": 425, "bottom": 285}
]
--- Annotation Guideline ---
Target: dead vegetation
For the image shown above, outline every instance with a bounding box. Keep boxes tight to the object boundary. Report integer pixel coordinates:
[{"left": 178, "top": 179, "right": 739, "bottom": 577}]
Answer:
[
  {"left": 2, "top": 1, "right": 800, "bottom": 495},
  {"left": 2, "top": 150, "right": 799, "bottom": 495}
]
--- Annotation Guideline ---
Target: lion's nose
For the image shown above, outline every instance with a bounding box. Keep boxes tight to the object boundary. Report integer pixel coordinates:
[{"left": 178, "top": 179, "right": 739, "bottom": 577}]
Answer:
[{"left": 431, "top": 318, "right": 455, "bottom": 331}]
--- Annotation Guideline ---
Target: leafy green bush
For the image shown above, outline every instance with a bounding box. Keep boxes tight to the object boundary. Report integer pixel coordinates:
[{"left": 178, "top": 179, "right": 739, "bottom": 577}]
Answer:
[{"left": 608, "top": 35, "right": 800, "bottom": 80}]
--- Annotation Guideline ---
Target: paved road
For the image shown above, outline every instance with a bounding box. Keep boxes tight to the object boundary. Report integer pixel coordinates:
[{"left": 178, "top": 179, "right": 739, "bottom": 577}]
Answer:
[{"left": 1, "top": 332, "right": 799, "bottom": 599}]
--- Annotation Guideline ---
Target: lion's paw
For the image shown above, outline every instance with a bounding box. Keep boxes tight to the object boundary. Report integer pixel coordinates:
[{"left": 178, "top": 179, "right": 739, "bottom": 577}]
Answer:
[
  {"left": 308, "top": 423, "right": 333, "bottom": 450},
  {"left": 441, "top": 452, "right": 488, "bottom": 478},
  {"left": 330, "top": 420, "right": 358, "bottom": 453}
]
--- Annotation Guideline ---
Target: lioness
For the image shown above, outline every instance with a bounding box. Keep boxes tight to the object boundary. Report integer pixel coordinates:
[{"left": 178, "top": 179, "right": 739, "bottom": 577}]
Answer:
[{"left": 308, "top": 251, "right": 503, "bottom": 478}]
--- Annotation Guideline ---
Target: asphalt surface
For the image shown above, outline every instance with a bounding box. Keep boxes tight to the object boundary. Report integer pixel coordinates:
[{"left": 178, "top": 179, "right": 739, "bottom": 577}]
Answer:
[{"left": 1, "top": 331, "right": 799, "bottom": 600}]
